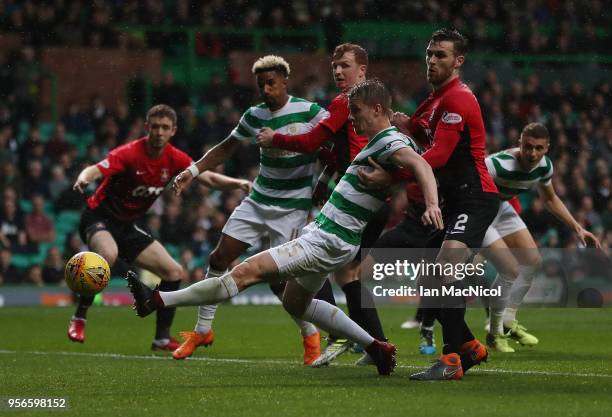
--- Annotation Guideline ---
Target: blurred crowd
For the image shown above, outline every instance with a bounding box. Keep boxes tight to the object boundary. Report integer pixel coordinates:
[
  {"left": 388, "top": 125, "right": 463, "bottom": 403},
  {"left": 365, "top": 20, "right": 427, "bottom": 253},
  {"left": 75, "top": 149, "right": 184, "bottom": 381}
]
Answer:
[
  {"left": 0, "top": 0, "right": 610, "bottom": 286},
  {"left": 0, "top": 0, "right": 609, "bottom": 53}
]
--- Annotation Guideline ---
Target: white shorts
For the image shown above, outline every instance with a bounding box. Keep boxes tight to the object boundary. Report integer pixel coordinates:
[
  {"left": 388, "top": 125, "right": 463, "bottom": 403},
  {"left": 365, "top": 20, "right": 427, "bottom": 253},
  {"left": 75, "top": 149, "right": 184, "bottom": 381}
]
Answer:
[
  {"left": 481, "top": 200, "right": 528, "bottom": 247},
  {"left": 222, "top": 197, "right": 307, "bottom": 247},
  {"left": 267, "top": 222, "right": 359, "bottom": 293}
]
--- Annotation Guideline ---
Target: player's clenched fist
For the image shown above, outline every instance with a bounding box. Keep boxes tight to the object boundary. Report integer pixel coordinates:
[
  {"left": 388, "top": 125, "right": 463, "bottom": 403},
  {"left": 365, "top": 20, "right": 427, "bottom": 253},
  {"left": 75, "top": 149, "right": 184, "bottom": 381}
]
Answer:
[
  {"left": 173, "top": 169, "right": 194, "bottom": 195},
  {"left": 238, "top": 179, "right": 253, "bottom": 193},
  {"left": 73, "top": 177, "right": 89, "bottom": 193},
  {"left": 391, "top": 112, "right": 410, "bottom": 134},
  {"left": 255, "top": 127, "right": 274, "bottom": 147}
]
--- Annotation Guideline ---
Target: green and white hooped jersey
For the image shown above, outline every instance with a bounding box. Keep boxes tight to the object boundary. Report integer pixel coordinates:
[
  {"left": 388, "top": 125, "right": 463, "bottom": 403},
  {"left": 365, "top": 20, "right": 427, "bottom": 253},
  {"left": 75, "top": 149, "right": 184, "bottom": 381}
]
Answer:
[
  {"left": 485, "top": 148, "right": 553, "bottom": 201},
  {"left": 315, "top": 127, "right": 418, "bottom": 246},
  {"left": 231, "top": 96, "right": 329, "bottom": 211}
]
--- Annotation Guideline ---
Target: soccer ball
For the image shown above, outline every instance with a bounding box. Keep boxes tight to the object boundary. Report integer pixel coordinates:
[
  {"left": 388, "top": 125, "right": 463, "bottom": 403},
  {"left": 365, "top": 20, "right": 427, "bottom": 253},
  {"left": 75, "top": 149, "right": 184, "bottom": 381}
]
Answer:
[{"left": 65, "top": 251, "right": 110, "bottom": 296}]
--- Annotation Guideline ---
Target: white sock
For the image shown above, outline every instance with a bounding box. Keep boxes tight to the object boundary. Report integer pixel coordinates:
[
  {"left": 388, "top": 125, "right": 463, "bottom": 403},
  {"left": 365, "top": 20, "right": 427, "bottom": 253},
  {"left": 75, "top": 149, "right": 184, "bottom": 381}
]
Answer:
[
  {"left": 504, "top": 307, "right": 518, "bottom": 324},
  {"left": 504, "top": 264, "right": 538, "bottom": 325},
  {"left": 152, "top": 338, "right": 169, "bottom": 346},
  {"left": 195, "top": 267, "right": 226, "bottom": 334},
  {"left": 489, "top": 273, "right": 515, "bottom": 334},
  {"left": 159, "top": 273, "right": 238, "bottom": 307},
  {"left": 291, "top": 317, "right": 318, "bottom": 337},
  {"left": 302, "top": 299, "right": 374, "bottom": 347}
]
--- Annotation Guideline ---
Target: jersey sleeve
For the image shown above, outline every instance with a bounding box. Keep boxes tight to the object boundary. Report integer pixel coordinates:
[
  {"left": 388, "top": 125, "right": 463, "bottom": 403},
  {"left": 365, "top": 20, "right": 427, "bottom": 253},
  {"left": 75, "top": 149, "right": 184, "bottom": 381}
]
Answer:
[
  {"left": 377, "top": 138, "right": 411, "bottom": 164},
  {"left": 231, "top": 108, "right": 258, "bottom": 141},
  {"left": 272, "top": 123, "right": 333, "bottom": 153},
  {"left": 421, "top": 94, "right": 468, "bottom": 169},
  {"left": 96, "top": 146, "right": 129, "bottom": 176},
  {"left": 436, "top": 93, "right": 468, "bottom": 132},
  {"left": 539, "top": 156, "right": 554, "bottom": 185},
  {"left": 319, "top": 95, "right": 350, "bottom": 134}
]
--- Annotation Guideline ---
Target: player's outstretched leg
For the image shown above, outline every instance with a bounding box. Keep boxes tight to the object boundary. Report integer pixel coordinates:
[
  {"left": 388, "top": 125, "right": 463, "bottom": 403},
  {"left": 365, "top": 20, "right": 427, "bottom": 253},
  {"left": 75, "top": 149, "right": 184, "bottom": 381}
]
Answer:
[{"left": 127, "top": 250, "right": 396, "bottom": 376}]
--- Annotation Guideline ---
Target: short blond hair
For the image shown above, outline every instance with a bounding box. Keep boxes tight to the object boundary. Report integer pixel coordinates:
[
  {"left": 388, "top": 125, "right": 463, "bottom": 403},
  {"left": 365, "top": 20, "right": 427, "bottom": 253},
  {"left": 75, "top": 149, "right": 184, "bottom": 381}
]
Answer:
[{"left": 252, "top": 55, "right": 290, "bottom": 77}]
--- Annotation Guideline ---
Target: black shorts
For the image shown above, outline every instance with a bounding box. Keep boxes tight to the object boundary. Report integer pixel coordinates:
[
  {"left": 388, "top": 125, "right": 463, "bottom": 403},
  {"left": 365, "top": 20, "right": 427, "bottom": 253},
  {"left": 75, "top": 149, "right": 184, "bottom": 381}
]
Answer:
[
  {"left": 79, "top": 205, "right": 155, "bottom": 264},
  {"left": 440, "top": 192, "right": 499, "bottom": 249},
  {"left": 370, "top": 206, "right": 445, "bottom": 263},
  {"left": 355, "top": 203, "right": 391, "bottom": 261}
]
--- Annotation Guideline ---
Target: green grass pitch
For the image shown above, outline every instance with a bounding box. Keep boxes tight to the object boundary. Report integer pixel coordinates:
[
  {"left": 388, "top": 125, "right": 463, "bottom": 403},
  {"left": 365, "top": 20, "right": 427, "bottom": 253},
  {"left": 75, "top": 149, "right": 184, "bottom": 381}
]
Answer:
[{"left": 1, "top": 304, "right": 611, "bottom": 417}]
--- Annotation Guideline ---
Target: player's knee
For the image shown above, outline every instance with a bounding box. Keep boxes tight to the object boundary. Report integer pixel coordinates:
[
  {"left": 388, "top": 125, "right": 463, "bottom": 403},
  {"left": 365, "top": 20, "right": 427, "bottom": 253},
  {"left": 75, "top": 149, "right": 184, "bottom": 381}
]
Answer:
[
  {"left": 498, "top": 260, "right": 520, "bottom": 279},
  {"left": 96, "top": 248, "right": 118, "bottom": 266},
  {"left": 229, "top": 262, "right": 259, "bottom": 290},
  {"left": 523, "top": 252, "right": 543, "bottom": 269},
  {"left": 160, "top": 262, "right": 184, "bottom": 282}
]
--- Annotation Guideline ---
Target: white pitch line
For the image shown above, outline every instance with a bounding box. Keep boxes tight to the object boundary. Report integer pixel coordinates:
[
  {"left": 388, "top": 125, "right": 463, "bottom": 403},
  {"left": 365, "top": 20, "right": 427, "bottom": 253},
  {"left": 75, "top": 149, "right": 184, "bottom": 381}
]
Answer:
[{"left": 1, "top": 349, "right": 611, "bottom": 379}]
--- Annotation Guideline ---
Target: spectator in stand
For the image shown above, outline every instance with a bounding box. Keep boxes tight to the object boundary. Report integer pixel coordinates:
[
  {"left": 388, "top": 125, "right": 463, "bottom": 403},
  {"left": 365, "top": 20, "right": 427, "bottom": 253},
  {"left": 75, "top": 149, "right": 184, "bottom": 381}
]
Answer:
[
  {"left": 62, "top": 102, "right": 93, "bottom": 135},
  {"left": 48, "top": 165, "right": 70, "bottom": 203},
  {"left": 189, "top": 225, "right": 213, "bottom": 259},
  {"left": 45, "top": 122, "right": 73, "bottom": 160},
  {"left": 522, "top": 197, "right": 555, "bottom": 243},
  {"left": 0, "top": 198, "right": 31, "bottom": 253},
  {"left": 24, "top": 194, "right": 55, "bottom": 245},
  {"left": 63, "top": 232, "right": 85, "bottom": 260},
  {"left": 0, "top": 125, "right": 18, "bottom": 164},
  {"left": 153, "top": 72, "right": 190, "bottom": 110},
  {"left": 145, "top": 213, "right": 162, "bottom": 241},
  {"left": 22, "top": 160, "right": 50, "bottom": 199},
  {"left": 0, "top": 248, "right": 23, "bottom": 284},
  {"left": 1, "top": 186, "right": 19, "bottom": 209},
  {"left": 12, "top": 45, "right": 42, "bottom": 123},
  {"left": 25, "top": 264, "right": 44, "bottom": 286},
  {"left": 18, "top": 128, "right": 43, "bottom": 172},
  {"left": 42, "top": 246, "right": 64, "bottom": 284},
  {"left": 179, "top": 248, "right": 196, "bottom": 282},
  {"left": 89, "top": 95, "right": 109, "bottom": 131},
  {"left": 0, "top": 161, "right": 23, "bottom": 196},
  {"left": 159, "top": 202, "right": 190, "bottom": 246}
]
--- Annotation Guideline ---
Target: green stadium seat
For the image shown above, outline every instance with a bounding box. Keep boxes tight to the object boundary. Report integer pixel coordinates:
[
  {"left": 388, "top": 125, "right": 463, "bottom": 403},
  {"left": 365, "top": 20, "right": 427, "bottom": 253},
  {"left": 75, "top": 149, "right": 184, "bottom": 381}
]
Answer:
[
  {"left": 10, "top": 253, "right": 33, "bottom": 269},
  {"left": 18, "top": 199, "right": 54, "bottom": 215},
  {"left": 19, "top": 199, "right": 32, "bottom": 213},
  {"left": 17, "top": 120, "right": 30, "bottom": 143},
  {"left": 65, "top": 132, "right": 79, "bottom": 144},
  {"left": 53, "top": 233, "right": 67, "bottom": 249},
  {"left": 80, "top": 131, "right": 95, "bottom": 145},
  {"left": 55, "top": 210, "right": 81, "bottom": 235},
  {"left": 165, "top": 244, "right": 181, "bottom": 261},
  {"left": 38, "top": 122, "right": 55, "bottom": 142}
]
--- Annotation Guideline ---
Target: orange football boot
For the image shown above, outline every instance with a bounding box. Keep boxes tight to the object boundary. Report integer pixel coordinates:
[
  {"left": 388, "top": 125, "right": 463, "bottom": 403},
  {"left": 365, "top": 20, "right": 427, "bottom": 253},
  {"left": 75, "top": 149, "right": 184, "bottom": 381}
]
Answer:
[
  {"left": 460, "top": 338, "right": 488, "bottom": 373},
  {"left": 302, "top": 331, "right": 321, "bottom": 365},
  {"left": 172, "top": 330, "right": 215, "bottom": 360},
  {"left": 410, "top": 352, "right": 463, "bottom": 380}
]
